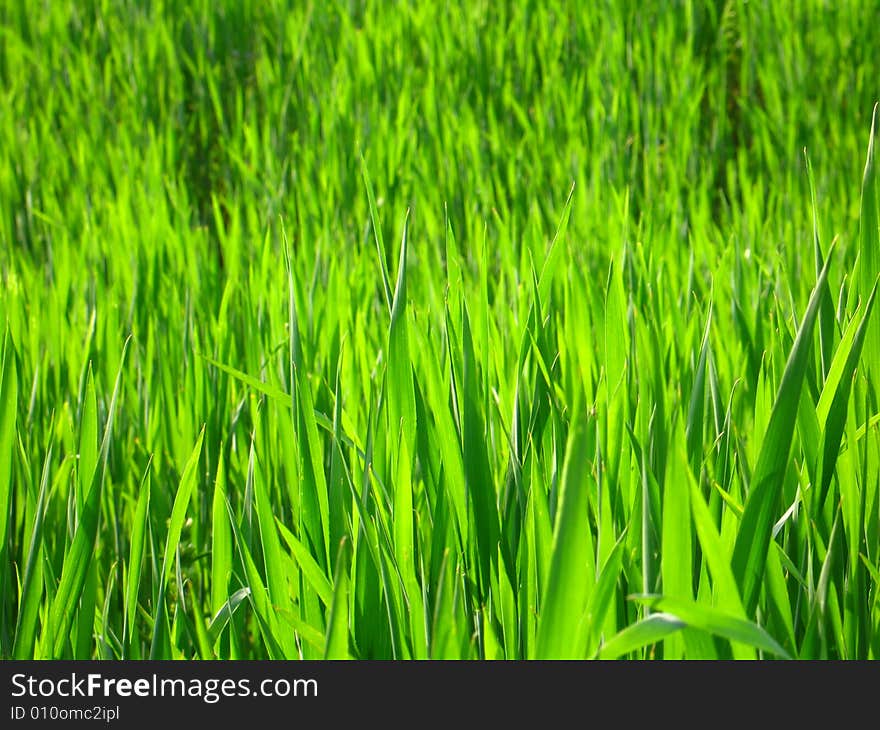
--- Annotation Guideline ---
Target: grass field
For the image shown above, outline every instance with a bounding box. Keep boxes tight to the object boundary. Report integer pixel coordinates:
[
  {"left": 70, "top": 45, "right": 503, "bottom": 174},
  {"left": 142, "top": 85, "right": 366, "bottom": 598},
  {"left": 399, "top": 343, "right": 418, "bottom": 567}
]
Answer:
[{"left": 2, "top": 0, "right": 880, "bottom": 660}]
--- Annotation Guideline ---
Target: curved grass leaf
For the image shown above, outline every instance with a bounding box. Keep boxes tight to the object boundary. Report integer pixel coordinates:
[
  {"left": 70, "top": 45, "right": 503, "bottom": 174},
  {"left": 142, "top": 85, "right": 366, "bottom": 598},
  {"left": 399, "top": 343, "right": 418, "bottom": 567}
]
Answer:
[
  {"left": 207, "top": 587, "right": 251, "bottom": 645},
  {"left": 646, "top": 596, "right": 790, "bottom": 659},
  {"left": 599, "top": 613, "right": 685, "bottom": 660}
]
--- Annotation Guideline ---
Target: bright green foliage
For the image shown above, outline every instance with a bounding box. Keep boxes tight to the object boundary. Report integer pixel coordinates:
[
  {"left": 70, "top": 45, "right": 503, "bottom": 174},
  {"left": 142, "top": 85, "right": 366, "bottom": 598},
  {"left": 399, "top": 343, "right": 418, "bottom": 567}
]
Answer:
[{"left": 2, "top": 0, "right": 880, "bottom": 659}]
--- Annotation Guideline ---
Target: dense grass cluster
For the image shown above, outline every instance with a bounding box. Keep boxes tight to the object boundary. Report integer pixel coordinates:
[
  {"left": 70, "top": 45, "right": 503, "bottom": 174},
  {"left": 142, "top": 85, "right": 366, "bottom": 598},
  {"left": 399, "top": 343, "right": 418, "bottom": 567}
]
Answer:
[{"left": 2, "top": 0, "right": 880, "bottom": 659}]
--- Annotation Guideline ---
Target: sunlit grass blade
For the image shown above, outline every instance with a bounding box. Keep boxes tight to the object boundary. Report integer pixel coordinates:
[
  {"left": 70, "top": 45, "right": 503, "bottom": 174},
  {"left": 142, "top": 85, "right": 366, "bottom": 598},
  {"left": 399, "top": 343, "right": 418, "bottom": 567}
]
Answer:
[
  {"left": 537, "top": 182, "right": 575, "bottom": 304},
  {"left": 252, "top": 430, "right": 289, "bottom": 623},
  {"left": 584, "top": 533, "right": 626, "bottom": 657},
  {"left": 225, "top": 500, "right": 286, "bottom": 660},
  {"left": 210, "top": 447, "right": 232, "bottom": 616},
  {"left": 200, "top": 355, "right": 290, "bottom": 405},
  {"left": 12, "top": 440, "right": 52, "bottom": 658},
  {"left": 159, "top": 428, "right": 205, "bottom": 589},
  {"left": 661, "top": 426, "right": 693, "bottom": 659},
  {"left": 535, "top": 410, "right": 595, "bottom": 659},
  {"left": 324, "top": 538, "right": 352, "bottom": 659},
  {"left": 386, "top": 212, "right": 421, "bottom": 649},
  {"left": 207, "top": 587, "right": 251, "bottom": 646},
  {"left": 645, "top": 596, "right": 791, "bottom": 659},
  {"left": 461, "top": 302, "right": 501, "bottom": 598},
  {"left": 362, "top": 155, "right": 393, "bottom": 313},
  {"left": 277, "top": 519, "right": 333, "bottom": 608},
  {"left": 4, "top": 3, "right": 880, "bottom": 663},
  {"left": 686, "top": 304, "right": 712, "bottom": 472},
  {"left": 805, "top": 151, "right": 835, "bottom": 380},
  {"left": 732, "top": 246, "right": 835, "bottom": 616},
  {"left": 49, "top": 337, "right": 130, "bottom": 657},
  {"left": 598, "top": 613, "right": 685, "bottom": 660},
  {"left": 816, "top": 280, "right": 879, "bottom": 505},
  {"left": 150, "top": 427, "right": 205, "bottom": 658},
  {"left": 77, "top": 365, "right": 98, "bottom": 512},
  {"left": 124, "top": 458, "right": 152, "bottom": 649},
  {"left": 186, "top": 581, "right": 214, "bottom": 660},
  {"left": 685, "top": 448, "right": 745, "bottom": 613},
  {"left": 0, "top": 329, "right": 18, "bottom": 653},
  {"left": 858, "top": 103, "right": 880, "bottom": 382}
]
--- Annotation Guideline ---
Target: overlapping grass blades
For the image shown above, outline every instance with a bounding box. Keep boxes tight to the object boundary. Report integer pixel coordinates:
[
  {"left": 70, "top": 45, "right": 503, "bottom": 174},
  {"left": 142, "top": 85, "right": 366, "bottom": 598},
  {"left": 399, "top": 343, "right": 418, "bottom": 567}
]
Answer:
[{"left": 2, "top": 1, "right": 880, "bottom": 660}]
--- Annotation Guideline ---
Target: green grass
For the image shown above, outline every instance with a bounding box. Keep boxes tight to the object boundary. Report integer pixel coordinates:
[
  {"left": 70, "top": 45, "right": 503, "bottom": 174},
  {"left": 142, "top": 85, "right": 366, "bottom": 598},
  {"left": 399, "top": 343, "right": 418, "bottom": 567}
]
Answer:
[{"left": 2, "top": 0, "right": 880, "bottom": 659}]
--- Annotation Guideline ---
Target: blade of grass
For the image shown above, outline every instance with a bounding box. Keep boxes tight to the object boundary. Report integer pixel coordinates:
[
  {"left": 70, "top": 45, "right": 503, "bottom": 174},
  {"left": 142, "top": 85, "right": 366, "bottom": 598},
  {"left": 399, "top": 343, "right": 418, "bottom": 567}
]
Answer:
[
  {"left": 0, "top": 329, "right": 19, "bottom": 654},
  {"left": 535, "top": 409, "right": 595, "bottom": 659},
  {"left": 207, "top": 587, "right": 251, "bottom": 646},
  {"left": 858, "top": 103, "right": 880, "bottom": 383},
  {"left": 598, "top": 613, "right": 685, "bottom": 659},
  {"left": 324, "top": 538, "right": 352, "bottom": 659},
  {"left": 50, "top": 337, "right": 130, "bottom": 657},
  {"left": 12, "top": 440, "right": 52, "bottom": 658},
  {"left": 644, "top": 596, "right": 791, "bottom": 659},
  {"left": 732, "top": 245, "right": 835, "bottom": 616},
  {"left": 210, "top": 447, "right": 232, "bottom": 616},
  {"left": 805, "top": 150, "right": 835, "bottom": 381},
  {"left": 816, "top": 280, "right": 879, "bottom": 506},
  {"left": 362, "top": 155, "right": 393, "bottom": 314},
  {"left": 124, "top": 458, "right": 152, "bottom": 648},
  {"left": 150, "top": 426, "right": 205, "bottom": 659}
]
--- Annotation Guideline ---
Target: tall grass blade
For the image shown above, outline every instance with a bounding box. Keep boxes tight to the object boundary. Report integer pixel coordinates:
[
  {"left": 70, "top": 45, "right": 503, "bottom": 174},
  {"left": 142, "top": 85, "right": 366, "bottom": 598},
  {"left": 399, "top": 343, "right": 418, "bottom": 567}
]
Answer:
[
  {"left": 535, "top": 411, "right": 595, "bottom": 659},
  {"left": 50, "top": 338, "right": 130, "bottom": 657},
  {"left": 858, "top": 103, "right": 880, "bottom": 384},
  {"left": 732, "top": 248, "right": 834, "bottom": 616}
]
